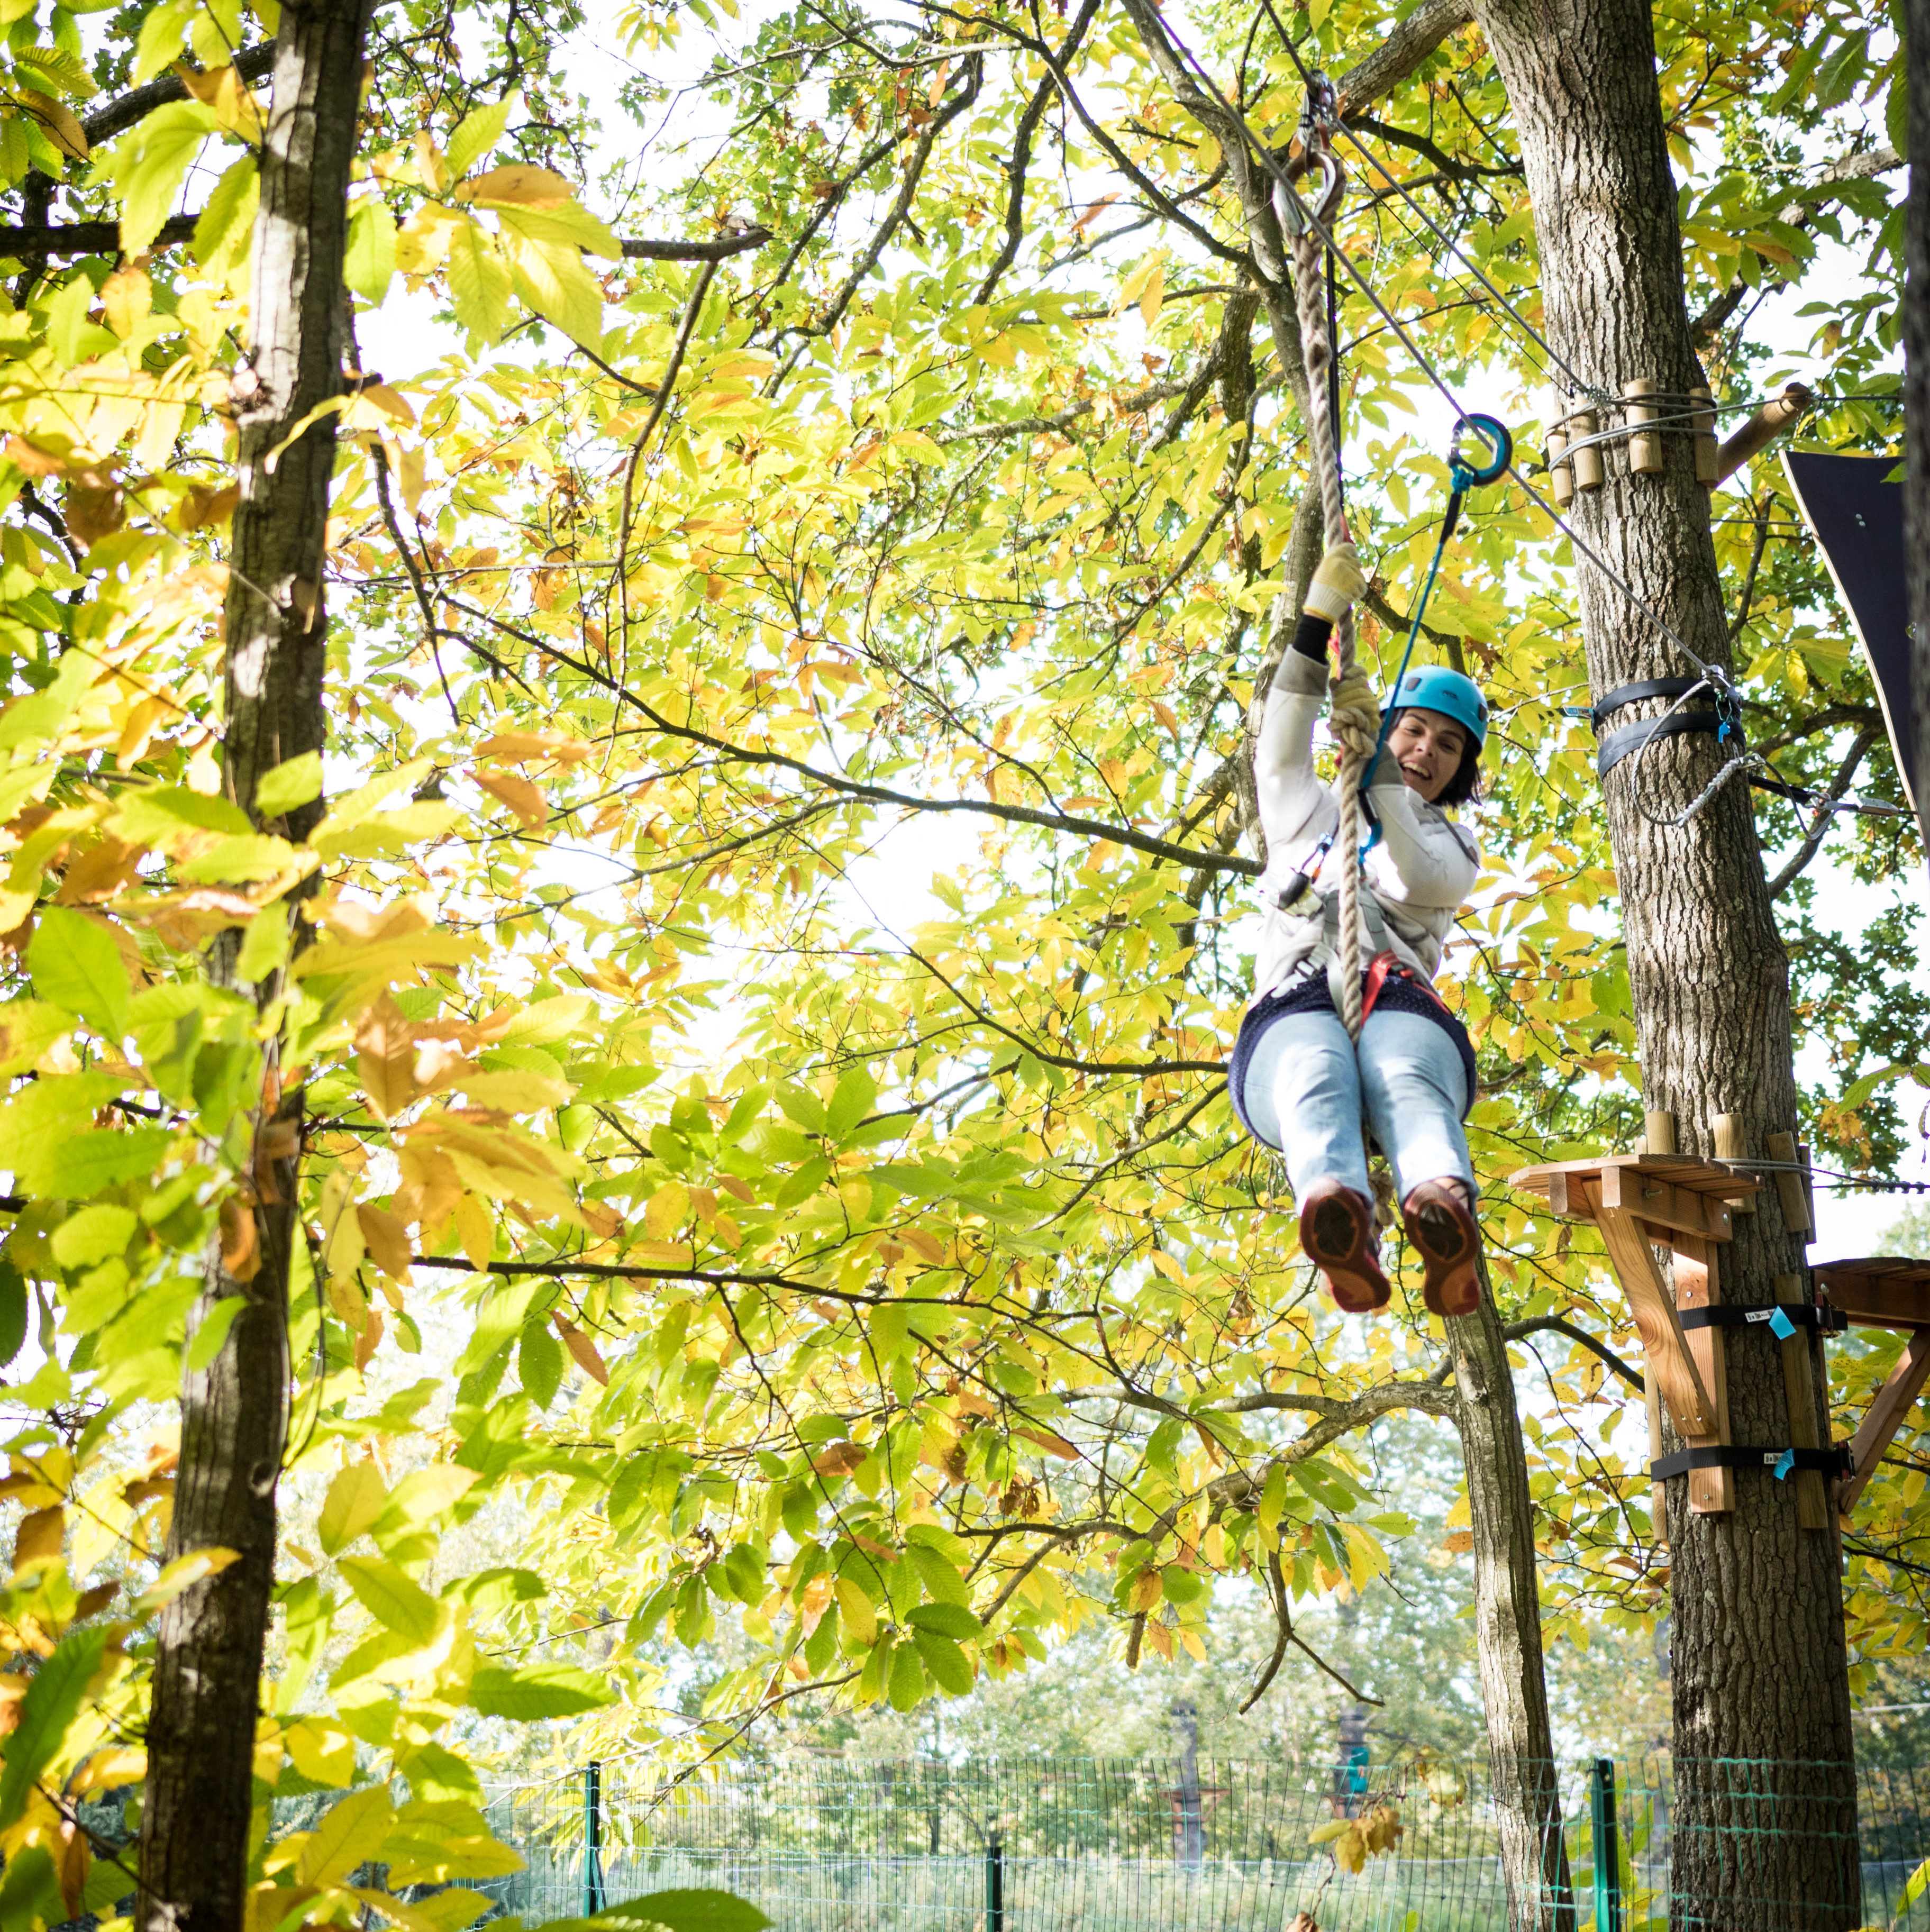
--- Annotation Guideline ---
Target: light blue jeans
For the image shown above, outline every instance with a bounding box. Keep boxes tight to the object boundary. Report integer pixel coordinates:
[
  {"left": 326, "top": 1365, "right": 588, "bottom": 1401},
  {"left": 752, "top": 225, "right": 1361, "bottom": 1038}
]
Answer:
[{"left": 1242, "top": 1006, "right": 1476, "bottom": 1204}]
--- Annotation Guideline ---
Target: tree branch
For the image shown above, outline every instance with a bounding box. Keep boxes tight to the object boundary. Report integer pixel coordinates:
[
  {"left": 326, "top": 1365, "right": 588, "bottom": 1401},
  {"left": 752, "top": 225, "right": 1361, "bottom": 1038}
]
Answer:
[
  {"left": 1503, "top": 1316, "right": 1645, "bottom": 1392},
  {"left": 1334, "top": 0, "right": 1476, "bottom": 116}
]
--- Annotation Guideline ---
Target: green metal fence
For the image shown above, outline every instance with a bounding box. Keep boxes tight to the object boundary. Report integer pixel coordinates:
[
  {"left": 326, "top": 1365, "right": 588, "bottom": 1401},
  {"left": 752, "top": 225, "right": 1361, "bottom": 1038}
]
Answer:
[{"left": 480, "top": 1755, "right": 1930, "bottom": 1930}]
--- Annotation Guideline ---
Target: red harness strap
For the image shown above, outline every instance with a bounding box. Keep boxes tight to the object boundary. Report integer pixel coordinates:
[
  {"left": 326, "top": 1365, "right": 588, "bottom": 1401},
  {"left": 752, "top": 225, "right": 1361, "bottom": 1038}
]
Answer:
[{"left": 1360, "top": 950, "right": 1458, "bottom": 1026}]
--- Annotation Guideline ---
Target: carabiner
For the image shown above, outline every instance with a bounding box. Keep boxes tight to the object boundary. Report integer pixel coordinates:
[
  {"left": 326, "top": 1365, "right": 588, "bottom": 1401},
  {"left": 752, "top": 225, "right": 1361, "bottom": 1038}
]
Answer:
[{"left": 1449, "top": 413, "right": 1513, "bottom": 490}]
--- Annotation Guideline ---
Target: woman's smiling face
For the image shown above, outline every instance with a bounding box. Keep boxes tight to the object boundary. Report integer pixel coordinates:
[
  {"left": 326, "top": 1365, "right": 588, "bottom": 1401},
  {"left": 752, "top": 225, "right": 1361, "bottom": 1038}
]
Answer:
[{"left": 1385, "top": 707, "right": 1470, "bottom": 803}]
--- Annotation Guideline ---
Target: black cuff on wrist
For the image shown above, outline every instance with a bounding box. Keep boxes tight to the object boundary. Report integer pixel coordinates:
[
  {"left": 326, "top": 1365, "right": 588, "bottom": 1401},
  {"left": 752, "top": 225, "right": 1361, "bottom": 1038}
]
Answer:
[{"left": 1292, "top": 613, "right": 1334, "bottom": 662}]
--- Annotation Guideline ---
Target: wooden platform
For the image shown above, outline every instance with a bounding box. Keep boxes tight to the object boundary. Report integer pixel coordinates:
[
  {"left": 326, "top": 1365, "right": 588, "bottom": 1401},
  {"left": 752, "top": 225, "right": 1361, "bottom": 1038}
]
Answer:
[
  {"left": 1813, "top": 1258, "right": 1930, "bottom": 1329},
  {"left": 1511, "top": 1155, "right": 1785, "bottom": 1522},
  {"left": 1813, "top": 1259, "right": 1930, "bottom": 1521}
]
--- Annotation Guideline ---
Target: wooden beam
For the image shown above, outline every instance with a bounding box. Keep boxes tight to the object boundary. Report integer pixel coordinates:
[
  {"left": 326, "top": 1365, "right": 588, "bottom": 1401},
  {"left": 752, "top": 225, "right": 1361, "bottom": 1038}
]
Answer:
[
  {"left": 1645, "top": 1371, "right": 1668, "bottom": 1547},
  {"left": 1586, "top": 1182, "right": 1716, "bottom": 1439},
  {"left": 1775, "top": 1273, "right": 1829, "bottom": 1530},
  {"left": 1838, "top": 1331, "right": 1930, "bottom": 1522},
  {"left": 1715, "top": 382, "right": 1812, "bottom": 485},
  {"left": 1672, "top": 1233, "right": 1733, "bottom": 1514},
  {"left": 1598, "top": 1164, "right": 1734, "bottom": 1243}
]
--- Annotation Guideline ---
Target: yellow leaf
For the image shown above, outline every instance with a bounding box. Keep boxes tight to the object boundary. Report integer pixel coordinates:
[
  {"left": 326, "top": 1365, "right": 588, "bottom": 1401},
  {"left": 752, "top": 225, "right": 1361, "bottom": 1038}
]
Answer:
[
  {"left": 473, "top": 769, "right": 547, "bottom": 832},
  {"left": 356, "top": 991, "right": 422, "bottom": 1123},
  {"left": 1139, "top": 260, "right": 1166, "bottom": 329},
  {"left": 355, "top": 1204, "right": 414, "bottom": 1283},
  {"left": 13, "top": 1506, "right": 62, "bottom": 1576},
  {"left": 644, "top": 1181, "right": 690, "bottom": 1240},
  {"left": 134, "top": 1546, "right": 240, "bottom": 1614},
  {"left": 465, "top": 164, "right": 572, "bottom": 208},
  {"left": 284, "top": 1717, "right": 356, "bottom": 1787},
  {"left": 454, "top": 1193, "right": 494, "bottom": 1269},
  {"left": 16, "top": 89, "right": 87, "bottom": 160},
  {"left": 69, "top": 1746, "right": 145, "bottom": 1795},
  {"left": 317, "top": 1461, "right": 387, "bottom": 1555}
]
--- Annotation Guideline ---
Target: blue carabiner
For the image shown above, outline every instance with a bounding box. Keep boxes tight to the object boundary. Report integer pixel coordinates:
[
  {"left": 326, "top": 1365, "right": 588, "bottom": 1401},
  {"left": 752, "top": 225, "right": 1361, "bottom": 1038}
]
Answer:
[{"left": 1449, "top": 413, "right": 1513, "bottom": 491}]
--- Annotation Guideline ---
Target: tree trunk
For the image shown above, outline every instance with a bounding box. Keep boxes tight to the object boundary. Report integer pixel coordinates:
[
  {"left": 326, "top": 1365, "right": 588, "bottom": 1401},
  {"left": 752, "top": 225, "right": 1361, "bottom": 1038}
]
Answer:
[
  {"left": 1907, "top": 0, "right": 1930, "bottom": 856},
  {"left": 136, "top": 2, "right": 370, "bottom": 1926},
  {"left": 1450, "top": 1282, "right": 1575, "bottom": 1932},
  {"left": 1471, "top": 1, "right": 1859, "bottom": 1925}
]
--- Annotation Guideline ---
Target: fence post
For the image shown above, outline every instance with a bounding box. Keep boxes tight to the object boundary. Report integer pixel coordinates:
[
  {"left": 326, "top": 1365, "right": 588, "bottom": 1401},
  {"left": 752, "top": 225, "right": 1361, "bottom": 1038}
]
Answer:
[
  {"left": 584, "top": 1759, "right": 607, "bottom": 1916},
  {"left": 985, "top": 1826, "right": 1004, "bottom": 1932},
  {"left": 1589, "top": 1758, "right": 1622, "bottom": 1932}
]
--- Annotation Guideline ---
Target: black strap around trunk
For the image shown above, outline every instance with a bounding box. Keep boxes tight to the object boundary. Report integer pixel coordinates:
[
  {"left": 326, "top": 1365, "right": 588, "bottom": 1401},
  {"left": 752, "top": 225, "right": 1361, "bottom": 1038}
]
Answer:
[
  {"left": 1675, "top": 1304, "right": 1847, "bottom": 1334},
  {"left": 1650, "top": 1444, "right": 1852, "bottom": 1481},
  {"left": 1589, "top": 676, "right": 1744, "bottom": 781}
]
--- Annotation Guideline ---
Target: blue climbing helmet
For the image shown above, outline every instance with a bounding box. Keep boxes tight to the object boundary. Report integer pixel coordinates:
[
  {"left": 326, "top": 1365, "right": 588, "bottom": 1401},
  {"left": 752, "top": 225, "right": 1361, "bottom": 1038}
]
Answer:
[{"left": 1383, "top": 664, "right": 1488, "bottom": 755}]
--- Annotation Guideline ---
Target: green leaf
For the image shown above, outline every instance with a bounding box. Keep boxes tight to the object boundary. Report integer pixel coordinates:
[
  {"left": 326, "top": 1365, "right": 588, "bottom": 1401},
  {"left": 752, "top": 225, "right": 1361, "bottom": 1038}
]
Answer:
[
  {"left": 345, "top": 197, "right": 397, "bottom": 305},
  {"left": 824, "top": 1066, "right": 877, "bottom": 1142},
  {"left": 905, "top": 1600, "right": 980, "bottom": 1640},
  {"left": 466, "top": 1661, "right": 614, "bottom": 1719},
  {"left": 447, "top": 215, "right": 512, "bottom": 341},
  {"left": 192, "top": 152, "right": 258, "bottom": 267},
  {"left": 519, "top": 1317, "right": 565, "bottom": 1408},
  {"left": 28, "top": 905, "right": 132, "bottom": 1042},
  {"left": 256, "top": 750, "right": 324, "bottom": 817},
  {"left": 0, "top": 1259, "right": 26, "bottom": 1368},
  {"left": 112, "top": 98, "right": 219, "bottom": 253},
  {"left": 0, "top": 1847, "right": 62, "bottom": 1932},
  {"left": 601, "top": 1891, "right": 773, "bottom": 1932},
  {"left": 910, "top": 1627, "right": 973, "bottom": 1694},
  {"left": 183, "top": 1295, "right": 247, "bottom": 1371},
  {"left": 501, "top": 218, "right": 605, "bottom": 343},
  {"left": 446, "top": 94, "right": 517, "bottom": 178},
  {"left": 338, "top": 1554, "right": 441, "bottom": 1643},
  {"left": 886, "top": 1637, "right": 926, "bottom": 1711},
  {"left": 0, "top": 1624, "right": 113, "bottom": 1828}
]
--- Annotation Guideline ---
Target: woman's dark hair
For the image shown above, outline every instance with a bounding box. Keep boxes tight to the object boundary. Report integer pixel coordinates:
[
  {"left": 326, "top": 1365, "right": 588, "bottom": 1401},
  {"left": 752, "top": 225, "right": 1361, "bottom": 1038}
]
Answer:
[{"left": 1390, "top": 707, "right": 1482, "bottom": 808}]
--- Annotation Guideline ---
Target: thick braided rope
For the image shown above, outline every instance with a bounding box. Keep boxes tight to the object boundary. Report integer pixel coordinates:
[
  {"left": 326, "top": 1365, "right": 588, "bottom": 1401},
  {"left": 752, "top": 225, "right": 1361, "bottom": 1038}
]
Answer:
[{"left": 1289, "top": 218, "right": 1378, "bottom": 1041}]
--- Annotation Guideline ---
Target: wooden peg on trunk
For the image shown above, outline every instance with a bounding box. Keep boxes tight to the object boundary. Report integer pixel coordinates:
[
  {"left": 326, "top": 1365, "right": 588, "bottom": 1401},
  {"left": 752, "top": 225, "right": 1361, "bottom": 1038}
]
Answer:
[
  {"left": 1765, "top": 1132, "right": 1813, "bottom": 1239},
  {"left": 1626, "top": 377, "right": 1664, "bottom": 475},
  {"left": 1644, "top": 1108, "right": 1677, "bottom": 1156},
  {"left": 1690, "top": 385, "right": 1719, "bottom": 485},
  {"left": 1545, "top": 391, "right": 1574, "bottom": 508},
  {"left": 1712, "top": 1113, "right": 1755, "bottom": 1211},
  {"left": 1570, "top": 408, "right": 1604, "bottom": 491}
]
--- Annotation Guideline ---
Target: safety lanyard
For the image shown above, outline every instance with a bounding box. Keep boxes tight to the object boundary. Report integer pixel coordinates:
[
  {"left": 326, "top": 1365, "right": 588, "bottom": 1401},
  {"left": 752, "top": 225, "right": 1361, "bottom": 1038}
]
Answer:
[{"left": 1356, "top": 414, "right": 1512, "bottom": 853}]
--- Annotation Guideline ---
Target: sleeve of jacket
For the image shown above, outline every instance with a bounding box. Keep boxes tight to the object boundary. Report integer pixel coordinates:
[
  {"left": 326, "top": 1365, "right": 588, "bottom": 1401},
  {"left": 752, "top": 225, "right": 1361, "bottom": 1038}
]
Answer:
[
  {"left": 1254, "top": 650, "right": 1332, "bottom": 857},
  {"left": 1364, "top": 772, "right": 1481, "bottom": 908}
]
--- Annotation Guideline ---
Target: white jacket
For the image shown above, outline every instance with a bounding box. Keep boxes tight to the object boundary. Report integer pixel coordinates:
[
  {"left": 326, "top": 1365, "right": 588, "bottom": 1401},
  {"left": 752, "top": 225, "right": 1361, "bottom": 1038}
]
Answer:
[{"left": 1251, "top": 649, "right": 1480, "bottom": 1004}]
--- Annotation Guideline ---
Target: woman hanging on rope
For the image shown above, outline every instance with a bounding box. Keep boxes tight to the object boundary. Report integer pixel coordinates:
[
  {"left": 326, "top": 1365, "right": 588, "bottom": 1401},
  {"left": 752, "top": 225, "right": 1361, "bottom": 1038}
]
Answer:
[{"left": 1228, "top": 545, "right": 1487, "bottom": 1317}]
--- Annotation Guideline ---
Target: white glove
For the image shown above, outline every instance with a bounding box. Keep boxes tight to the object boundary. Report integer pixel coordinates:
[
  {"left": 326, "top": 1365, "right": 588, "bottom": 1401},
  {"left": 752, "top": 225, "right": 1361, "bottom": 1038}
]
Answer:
[{"left": 1304, "top": 542, "right": 1367, "bottom": 623}]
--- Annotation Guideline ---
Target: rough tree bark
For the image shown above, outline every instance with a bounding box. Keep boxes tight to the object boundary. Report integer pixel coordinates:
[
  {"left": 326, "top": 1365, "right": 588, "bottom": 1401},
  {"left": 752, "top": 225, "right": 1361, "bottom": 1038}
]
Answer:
[
  {"left": 1472, "top": 0, "right": 1859, "bottom": 1925},
  {"left": 1908, "top": 0, "right": 1930, "bottom": 856},
  {"left": 135, "top": 1, "right": 372, "bottom": 1926},
  {"left": 1450, "top": 1283, "right": 1575, "bottom": 1931}
]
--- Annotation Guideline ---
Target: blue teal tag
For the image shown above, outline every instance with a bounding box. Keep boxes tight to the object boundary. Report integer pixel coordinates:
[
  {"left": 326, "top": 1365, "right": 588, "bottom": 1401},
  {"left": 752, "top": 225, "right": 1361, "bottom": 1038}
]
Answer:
[
  {"left": 1769, "top": 1308, "right": 1797, "bottom": 1341},
  {"left": 1773, "top": 1449, "right": 1795, "bottom": 1481}
]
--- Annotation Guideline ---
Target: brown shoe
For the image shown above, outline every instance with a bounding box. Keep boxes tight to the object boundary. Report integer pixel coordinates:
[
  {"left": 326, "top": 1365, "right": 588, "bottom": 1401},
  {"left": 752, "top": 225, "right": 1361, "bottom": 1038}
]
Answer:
[
  {"left": 1404, "top": 1180, "right": 1483, "bottom": 1317},
  {"left": 1298, "top": 1183, "right": 1392, "bottom": 1314}
]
